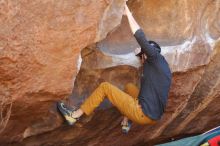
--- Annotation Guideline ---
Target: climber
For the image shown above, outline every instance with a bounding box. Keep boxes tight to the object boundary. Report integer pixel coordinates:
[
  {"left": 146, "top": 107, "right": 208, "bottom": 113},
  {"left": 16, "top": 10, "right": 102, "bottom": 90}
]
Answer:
[{"left": 57, "top": 3, "right": 172, "bottom": 133}]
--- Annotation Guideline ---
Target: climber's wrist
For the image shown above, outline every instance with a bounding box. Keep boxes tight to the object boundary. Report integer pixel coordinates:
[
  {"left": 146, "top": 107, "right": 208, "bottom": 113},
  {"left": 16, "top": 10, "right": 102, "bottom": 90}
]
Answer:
[{"left": 125, "top": 4, "right": 132, "bottom": 16}]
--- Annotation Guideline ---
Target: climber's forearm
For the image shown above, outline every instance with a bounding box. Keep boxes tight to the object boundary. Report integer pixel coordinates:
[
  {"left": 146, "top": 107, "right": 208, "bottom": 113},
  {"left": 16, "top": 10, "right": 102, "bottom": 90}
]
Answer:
[
  {"left": 127, "top": 14, "right": 140, "bottom": 34},
  {"left": 125, "top": 5, "right": 140, "bottom": 34},
  {"left": 125, "top": 4, "right": 157, "bottom": 58}
]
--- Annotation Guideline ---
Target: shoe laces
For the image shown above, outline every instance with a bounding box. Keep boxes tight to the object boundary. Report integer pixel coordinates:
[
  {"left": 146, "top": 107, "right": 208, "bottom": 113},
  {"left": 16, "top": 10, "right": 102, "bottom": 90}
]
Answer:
[
  {"left": 61, "top": 103, "right": 74, "bottom": 115},
  {"left": 60, "top": 102, "right": 79, "bottom": 119}
]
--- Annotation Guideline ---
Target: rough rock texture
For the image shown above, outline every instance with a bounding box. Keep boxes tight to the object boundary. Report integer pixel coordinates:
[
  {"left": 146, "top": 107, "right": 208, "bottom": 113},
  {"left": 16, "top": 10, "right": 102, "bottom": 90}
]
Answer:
[
  {"left": 98, "top": 0, "right": 219, "bottom": 72},
  {"left": 0, "top": 0, "right": 126, "bottom": 143},
  {"left": 0, "top": 0, "right": 220, "bottom": 145}
]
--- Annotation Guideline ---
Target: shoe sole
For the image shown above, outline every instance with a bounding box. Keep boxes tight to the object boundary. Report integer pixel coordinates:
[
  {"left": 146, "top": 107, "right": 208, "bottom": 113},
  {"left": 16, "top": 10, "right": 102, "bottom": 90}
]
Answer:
[{"left": 57, "top": 102, "right": 76, "bottom": 125}]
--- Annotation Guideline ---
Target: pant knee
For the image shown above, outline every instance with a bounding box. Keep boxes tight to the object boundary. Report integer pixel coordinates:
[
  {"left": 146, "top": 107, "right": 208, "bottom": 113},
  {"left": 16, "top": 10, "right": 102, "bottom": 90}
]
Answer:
[
  {"left": 100, "top": 82, "right": 111, "bottom": 89},
  {"left": 124, "top": 83, "right": 133, "bottom": 91},
  {"left": 125, "top": 83, "right": 133, "bottom": 88}
]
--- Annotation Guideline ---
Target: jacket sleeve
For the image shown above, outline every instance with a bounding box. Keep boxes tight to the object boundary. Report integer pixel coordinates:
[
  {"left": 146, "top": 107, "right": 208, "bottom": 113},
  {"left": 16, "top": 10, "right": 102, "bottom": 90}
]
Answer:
[{"left": 134, "top": 29, "right": 158, "bottom": 59}]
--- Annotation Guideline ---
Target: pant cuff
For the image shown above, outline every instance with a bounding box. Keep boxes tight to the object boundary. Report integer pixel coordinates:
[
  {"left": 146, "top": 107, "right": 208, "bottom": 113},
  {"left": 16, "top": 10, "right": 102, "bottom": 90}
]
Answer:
[{"left": 80, "top": 104, "right": 92, "bottom": 116}]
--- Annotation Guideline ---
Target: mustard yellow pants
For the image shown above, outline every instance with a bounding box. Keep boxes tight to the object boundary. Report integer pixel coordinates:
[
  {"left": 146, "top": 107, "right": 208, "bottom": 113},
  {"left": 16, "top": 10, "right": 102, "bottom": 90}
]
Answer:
[{"left": 80, "top": 82, "right": 156, "bottom": 125}]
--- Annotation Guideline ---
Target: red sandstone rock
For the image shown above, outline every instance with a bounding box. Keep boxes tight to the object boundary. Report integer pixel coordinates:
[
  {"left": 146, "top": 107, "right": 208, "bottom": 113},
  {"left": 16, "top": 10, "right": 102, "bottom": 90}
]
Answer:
[{"left": 0, "top": 0, "right": 126, "bottom": 142}]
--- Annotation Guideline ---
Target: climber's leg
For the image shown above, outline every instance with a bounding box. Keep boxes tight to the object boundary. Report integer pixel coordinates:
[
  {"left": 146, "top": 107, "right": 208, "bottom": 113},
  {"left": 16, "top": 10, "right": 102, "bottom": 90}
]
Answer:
[
  {"left": 121, "top": 83, "right": 139, "bottom": 132},
  {"left": 80, "top": 82, "right": 155, "bottom": 125}
]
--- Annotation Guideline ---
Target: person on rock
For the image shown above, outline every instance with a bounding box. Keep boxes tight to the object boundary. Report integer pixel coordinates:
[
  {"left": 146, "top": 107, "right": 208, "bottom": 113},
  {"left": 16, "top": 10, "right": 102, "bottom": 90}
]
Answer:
[{"left": 57, "top": 4, "right": 172, "bottom": 133}]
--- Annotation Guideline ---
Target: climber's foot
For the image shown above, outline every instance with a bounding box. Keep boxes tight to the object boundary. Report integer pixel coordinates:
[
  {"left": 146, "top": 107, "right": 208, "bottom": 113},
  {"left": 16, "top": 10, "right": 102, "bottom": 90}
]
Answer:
[
  {"left": 121, "top": 118, "right": 132, "bottom": 134},
  {"left": 57, "top": 101, "right": 78, "bottom": 125}
]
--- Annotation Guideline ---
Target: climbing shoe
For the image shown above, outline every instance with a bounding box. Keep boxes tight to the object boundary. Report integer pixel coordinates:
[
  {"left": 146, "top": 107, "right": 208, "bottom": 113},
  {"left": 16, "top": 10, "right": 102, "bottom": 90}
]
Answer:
[
  {"left": 122, "top": 120, "right": 132, "bottom": 134},
  {"left": 57, "top": 101, "right": 78, "bottom": 125}
]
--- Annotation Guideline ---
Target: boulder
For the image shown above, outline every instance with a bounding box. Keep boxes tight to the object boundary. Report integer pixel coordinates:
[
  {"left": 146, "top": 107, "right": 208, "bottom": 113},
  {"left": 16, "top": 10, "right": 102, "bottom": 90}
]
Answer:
[{"left": 0, "top": 0, "right": 126, "bottom": 142}]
